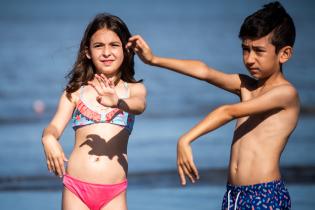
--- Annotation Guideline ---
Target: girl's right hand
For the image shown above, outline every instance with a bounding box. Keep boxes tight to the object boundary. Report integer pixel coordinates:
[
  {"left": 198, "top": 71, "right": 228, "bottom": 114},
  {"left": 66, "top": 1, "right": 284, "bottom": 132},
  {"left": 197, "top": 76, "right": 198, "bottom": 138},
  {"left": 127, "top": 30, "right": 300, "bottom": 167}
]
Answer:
[
  {"left": 126, "top": 35, "right": 154, "bottom": 65},
  {"left": 42, "top": 137, "right": 68, "bottom": 177}
]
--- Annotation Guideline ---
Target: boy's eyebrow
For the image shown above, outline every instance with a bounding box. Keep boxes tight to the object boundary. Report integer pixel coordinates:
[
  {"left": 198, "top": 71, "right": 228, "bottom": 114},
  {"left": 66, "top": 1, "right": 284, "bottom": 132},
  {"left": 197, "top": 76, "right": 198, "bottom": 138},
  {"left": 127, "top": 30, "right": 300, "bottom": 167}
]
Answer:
[
  {"left": 241, "top": 44, "right": 249, "bottom": 48},
  {"left": 252, "top": 45, "right": 266, "bottom": 51},
  {"left": 241, "top": 44, "right": 266, "bottom": 51}
]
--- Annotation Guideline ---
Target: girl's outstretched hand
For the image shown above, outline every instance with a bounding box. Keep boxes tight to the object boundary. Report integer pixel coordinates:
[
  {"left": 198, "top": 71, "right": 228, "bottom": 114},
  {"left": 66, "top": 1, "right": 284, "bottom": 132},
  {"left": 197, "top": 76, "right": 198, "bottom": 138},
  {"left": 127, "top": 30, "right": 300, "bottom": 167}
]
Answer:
[
  {"left": 42, "top": 137, "right": 68, "bottom": 177},
  {"left": 177, "top": 138, "right": 200, "bottom": 186},
  {"left": 126, "top": 35, "right": 154, "bottom": 64},
  {"left": 88, "top": 74, "right": 119, "bottom": 108}
]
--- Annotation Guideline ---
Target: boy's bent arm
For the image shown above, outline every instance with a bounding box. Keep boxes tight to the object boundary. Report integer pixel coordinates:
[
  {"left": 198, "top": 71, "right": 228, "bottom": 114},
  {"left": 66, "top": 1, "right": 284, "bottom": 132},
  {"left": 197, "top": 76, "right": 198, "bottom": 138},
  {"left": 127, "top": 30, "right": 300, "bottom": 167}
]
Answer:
[
  {"left": 181, "top": 84, "right": 298, "bottom": 144},
  {"left": 177, "top": 85, "right": 298, "bottom": 184}
]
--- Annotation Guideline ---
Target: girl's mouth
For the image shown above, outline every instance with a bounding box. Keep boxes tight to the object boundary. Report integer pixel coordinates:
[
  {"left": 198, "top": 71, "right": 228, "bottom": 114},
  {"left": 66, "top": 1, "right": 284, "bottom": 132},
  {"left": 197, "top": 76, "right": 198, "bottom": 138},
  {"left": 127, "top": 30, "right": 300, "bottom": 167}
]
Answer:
[{"left": 101, "top": 60, "right": 114, "bottom": 66}]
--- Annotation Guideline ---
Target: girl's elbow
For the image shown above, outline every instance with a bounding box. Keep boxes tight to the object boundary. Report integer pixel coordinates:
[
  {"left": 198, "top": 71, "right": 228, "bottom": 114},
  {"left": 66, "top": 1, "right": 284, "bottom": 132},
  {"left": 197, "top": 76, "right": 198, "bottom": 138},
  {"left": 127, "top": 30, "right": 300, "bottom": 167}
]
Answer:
[{"left": 134, "top": 102, "right": 146, "bottom": 115}]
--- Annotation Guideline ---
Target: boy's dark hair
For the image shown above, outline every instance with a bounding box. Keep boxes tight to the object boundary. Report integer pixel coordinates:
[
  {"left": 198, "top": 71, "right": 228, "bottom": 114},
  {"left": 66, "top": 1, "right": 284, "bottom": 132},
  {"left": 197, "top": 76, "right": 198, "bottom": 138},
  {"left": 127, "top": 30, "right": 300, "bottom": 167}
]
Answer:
[{"left": 239, "top": 1, "right": 295, "bottom": 53}]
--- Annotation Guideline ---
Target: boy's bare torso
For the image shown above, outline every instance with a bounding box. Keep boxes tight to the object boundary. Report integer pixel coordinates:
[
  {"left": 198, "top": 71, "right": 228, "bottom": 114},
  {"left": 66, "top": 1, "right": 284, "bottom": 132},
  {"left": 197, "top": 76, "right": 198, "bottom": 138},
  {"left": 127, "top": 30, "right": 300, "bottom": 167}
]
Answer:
[{"left": 228, "top": 79, "right": 300, "bottom": 185}]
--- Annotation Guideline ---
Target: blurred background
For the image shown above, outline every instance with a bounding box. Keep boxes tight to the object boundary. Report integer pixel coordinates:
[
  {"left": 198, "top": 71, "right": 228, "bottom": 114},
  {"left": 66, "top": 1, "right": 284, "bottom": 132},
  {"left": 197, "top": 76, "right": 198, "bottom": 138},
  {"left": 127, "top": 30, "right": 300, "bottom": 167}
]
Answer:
[{"left": 0, "top": 0, "right": 314, "bottom": 209}]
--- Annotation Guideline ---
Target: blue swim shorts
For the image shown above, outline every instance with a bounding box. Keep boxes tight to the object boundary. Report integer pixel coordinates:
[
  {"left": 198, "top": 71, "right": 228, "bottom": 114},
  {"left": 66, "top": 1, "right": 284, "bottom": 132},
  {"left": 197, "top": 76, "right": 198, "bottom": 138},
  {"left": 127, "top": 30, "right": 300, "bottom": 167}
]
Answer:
[{"left": 221, "top": 179, "right": 291, "bottom": 210}]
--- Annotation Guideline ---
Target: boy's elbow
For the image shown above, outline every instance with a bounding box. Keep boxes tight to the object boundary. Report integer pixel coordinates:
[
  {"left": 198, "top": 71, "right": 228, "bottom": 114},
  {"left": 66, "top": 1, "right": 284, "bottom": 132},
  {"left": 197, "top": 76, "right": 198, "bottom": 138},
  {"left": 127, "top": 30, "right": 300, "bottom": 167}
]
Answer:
[
  {"left": 218, "top": 105, "right": 236, "bottom": 121},
  {"left": 197, "top": 62, "right": 210, "bottom": 81}
]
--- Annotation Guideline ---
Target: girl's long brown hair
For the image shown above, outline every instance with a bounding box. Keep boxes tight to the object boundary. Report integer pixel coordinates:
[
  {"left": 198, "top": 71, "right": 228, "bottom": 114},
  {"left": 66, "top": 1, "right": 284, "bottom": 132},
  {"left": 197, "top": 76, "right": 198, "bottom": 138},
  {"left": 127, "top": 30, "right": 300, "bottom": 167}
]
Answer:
[{"left": 65, "top": 13, "right": 142, "bottom": 97}]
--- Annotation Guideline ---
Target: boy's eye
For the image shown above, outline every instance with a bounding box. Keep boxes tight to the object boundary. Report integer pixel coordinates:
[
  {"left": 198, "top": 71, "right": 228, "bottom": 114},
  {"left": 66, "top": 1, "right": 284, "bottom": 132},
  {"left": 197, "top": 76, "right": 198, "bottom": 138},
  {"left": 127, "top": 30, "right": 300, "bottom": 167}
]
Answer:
[{"left": 242, "top": 48, "right": 250, "bottom": 53}]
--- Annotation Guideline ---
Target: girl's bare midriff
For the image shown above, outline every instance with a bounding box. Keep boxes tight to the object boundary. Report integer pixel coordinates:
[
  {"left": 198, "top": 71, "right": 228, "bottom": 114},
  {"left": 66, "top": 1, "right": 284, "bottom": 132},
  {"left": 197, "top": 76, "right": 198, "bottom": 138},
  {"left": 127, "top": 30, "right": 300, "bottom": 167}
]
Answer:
[{"left": 66, "top": 123, "right": 130, "bottom": 184}]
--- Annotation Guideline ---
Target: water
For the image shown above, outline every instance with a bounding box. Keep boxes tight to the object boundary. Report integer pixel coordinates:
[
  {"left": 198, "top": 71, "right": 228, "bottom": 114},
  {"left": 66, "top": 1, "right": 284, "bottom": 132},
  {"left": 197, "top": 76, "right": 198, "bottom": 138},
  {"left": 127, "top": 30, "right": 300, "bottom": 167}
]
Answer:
[{"left": 1, "top": 0, "right": 315, "bottom": 209}]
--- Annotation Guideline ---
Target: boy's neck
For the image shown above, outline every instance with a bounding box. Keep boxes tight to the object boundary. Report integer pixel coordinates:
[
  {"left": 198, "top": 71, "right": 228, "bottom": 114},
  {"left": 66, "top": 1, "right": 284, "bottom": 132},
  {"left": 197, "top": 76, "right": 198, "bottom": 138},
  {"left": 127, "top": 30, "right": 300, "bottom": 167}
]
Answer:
[{"left": 257, "top": 70, "right": 286, "bottom": 88}]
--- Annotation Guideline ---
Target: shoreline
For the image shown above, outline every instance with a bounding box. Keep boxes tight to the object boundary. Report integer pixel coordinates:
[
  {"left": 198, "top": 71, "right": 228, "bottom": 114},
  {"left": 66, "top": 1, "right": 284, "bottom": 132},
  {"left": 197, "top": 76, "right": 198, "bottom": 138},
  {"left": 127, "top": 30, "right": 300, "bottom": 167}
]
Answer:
[{"left": 1, "top": 165, "right": 315, "bottom": 191}]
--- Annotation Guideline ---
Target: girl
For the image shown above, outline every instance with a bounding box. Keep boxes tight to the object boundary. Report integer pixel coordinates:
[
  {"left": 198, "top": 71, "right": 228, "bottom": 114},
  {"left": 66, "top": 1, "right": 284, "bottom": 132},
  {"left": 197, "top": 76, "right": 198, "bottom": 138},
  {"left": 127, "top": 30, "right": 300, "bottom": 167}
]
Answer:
[{"left": 41, "top": 13, "right": 146, "bottom": 210}]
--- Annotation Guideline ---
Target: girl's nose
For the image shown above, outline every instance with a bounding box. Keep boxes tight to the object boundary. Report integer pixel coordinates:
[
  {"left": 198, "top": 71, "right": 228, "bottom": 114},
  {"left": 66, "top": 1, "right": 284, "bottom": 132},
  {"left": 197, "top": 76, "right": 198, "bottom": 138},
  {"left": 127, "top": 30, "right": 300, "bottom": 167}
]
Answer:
[{"left": 102, "top": 46, "right": 111, "bottom": 57}]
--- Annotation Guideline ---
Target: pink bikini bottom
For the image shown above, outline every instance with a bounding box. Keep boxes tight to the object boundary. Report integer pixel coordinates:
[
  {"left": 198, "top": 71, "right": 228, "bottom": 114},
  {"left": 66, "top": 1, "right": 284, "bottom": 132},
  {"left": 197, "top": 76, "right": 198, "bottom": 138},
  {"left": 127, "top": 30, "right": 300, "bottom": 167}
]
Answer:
[{"left": 63, "top": 174, "right": 128, "bottom": 210}]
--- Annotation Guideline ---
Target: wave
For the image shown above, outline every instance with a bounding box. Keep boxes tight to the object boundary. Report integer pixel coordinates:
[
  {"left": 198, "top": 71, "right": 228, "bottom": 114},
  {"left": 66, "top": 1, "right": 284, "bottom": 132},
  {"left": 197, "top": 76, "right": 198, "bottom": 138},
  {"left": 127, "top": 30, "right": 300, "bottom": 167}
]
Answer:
[{"left": 1, "top": 165, "right": 314, "bottom": 191}]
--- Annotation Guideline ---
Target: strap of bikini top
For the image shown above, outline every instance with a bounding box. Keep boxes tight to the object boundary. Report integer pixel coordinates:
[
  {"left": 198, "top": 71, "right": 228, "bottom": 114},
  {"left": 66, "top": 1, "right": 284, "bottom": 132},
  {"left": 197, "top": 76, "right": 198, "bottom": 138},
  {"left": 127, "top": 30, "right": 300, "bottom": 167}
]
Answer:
[
  {"left": 79, "top": 86, "right": 84, "bottom": 99},
  {"left": 122, "top": 82, "right": 130, "bottom": 98}
]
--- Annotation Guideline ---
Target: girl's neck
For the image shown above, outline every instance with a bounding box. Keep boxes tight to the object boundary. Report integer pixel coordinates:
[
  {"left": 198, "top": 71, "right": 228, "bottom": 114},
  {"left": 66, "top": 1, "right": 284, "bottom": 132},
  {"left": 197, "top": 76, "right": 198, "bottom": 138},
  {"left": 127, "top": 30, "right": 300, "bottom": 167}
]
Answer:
[{"left": 100, "top": 73, "right": 121, "bottom": 86}]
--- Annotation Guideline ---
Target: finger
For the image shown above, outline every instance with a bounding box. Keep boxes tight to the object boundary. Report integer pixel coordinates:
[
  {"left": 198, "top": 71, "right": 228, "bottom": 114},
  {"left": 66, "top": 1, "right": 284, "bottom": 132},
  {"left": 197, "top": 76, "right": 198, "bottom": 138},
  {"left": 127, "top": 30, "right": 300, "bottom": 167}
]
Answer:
[
  {"left": 177, "top": 165, "right": 187, "bottom": 186},
  {"left": 128, "top": 35, "right": 141, "bottom": 42},
  {"left": 57, "top": 156, "right": 65, "bottom": 176},
  {"left": 184, "top": 160, "right": 193, "bottom": 174},
  {"left": 108, "top": 79, "right": 115, "bottom": 88},
  {"left": 127, "top": 35, "right": 144, "bottom": 49},
  {"left": 190, "top": 162, "right": 200, "bottom": 180},
  {"left": 100, "top": 74, "right": 112, "bottom": 88},
  {"left": 136, "top": 39, "right": 146, "bottom": 50},
  {"left": 182, "top": 163, "right": 195, "bottom": 183},
  {"left": 46, "top": 160, "right": 53, "bottom": 173},
  {"left": 49, "top": 158, "right": 57, "bottom": 174},
  {"left": 125, "top": 41, "right": 133, "bottom": 49},
  {"left": 95, "top": 74, "right": 107, "bottom": 90},
  {"left": 53, "top": 157, "right": 63, "bottom": 177},
  {"left": 88, "top": 80, "right": 101, "bottom": 95},
  {"left": 63, "top": 153, "right": 68, "bottom": 162}
]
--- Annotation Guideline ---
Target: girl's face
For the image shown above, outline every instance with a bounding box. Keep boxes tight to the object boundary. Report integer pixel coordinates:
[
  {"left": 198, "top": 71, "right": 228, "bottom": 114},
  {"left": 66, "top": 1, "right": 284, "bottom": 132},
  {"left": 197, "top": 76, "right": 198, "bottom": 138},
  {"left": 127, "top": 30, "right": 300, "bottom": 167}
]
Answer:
[{"left": 86, "top": 28, "right": 124, "bottom": 77}]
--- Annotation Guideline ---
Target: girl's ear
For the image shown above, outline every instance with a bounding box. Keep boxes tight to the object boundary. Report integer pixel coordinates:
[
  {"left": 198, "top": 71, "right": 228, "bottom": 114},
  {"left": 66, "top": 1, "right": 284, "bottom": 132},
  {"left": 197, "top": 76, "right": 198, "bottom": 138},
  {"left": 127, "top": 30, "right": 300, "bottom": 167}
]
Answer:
[
  {"left": 279, "top": 46, "right": 293, "bottom": 64},
  {"left": 85, "top": 47, "right": 91, "bottom": 59}
]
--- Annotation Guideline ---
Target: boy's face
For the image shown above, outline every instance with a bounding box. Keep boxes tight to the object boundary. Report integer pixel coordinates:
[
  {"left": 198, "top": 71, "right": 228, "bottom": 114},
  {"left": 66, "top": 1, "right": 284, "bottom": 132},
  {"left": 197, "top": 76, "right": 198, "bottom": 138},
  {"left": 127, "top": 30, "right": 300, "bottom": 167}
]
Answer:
[{"left": 242, "top": 33, "right": 281, "bottom": 80}]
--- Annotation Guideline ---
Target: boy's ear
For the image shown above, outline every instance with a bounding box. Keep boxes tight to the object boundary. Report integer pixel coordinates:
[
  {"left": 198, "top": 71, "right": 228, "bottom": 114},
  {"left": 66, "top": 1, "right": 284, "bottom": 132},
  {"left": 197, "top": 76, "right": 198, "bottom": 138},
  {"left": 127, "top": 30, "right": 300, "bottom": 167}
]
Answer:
[{"left": 279, "top": 46, "right": 293, "bottom": 64}]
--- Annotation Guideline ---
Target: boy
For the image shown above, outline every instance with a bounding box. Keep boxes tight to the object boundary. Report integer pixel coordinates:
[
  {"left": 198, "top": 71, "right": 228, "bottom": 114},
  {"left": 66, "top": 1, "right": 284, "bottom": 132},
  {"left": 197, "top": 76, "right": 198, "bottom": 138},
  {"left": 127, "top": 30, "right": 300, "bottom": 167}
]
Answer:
[{"left": 127, "top": 1, "right": 298, "bottom": 209}]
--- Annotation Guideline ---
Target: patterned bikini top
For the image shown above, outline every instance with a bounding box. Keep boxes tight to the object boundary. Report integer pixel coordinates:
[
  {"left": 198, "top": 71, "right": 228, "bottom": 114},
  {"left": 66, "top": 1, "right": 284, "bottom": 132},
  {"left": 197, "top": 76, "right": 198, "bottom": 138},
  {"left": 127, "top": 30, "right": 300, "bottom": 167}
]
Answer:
[{"left": 72, "top": 82, "right": 135, "bottom": 133}]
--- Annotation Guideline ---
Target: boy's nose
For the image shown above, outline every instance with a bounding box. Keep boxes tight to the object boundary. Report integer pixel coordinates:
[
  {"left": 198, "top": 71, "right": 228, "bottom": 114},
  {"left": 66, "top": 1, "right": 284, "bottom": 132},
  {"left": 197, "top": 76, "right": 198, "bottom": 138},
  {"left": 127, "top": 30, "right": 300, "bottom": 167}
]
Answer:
[{"left": 245, "top": 51, "right": 255, "bottom": 65}]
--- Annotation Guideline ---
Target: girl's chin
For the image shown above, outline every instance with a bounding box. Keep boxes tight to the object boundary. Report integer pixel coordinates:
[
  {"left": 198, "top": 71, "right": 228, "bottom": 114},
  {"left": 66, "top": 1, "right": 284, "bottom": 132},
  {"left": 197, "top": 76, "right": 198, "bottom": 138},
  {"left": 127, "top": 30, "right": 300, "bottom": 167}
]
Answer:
[{"left": 96, "top": 69, "right": 120, "bottom": 76}]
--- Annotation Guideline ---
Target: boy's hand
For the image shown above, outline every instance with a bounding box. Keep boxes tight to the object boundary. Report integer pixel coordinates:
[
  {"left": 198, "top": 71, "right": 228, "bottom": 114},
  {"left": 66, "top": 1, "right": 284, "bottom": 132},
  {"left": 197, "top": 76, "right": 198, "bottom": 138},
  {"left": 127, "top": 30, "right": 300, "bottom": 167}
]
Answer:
[
  {"left": 88, "top": 74, "right": 119, "bottom": 108},
  {"left": 42, "top": 137, "right": 68, "bottom": 177},
  {"left": 177, "top": 138, "right": 199, "bottom": 186},
  {"left": 126, "top": 35, "right": 154, "bottom": 65}
]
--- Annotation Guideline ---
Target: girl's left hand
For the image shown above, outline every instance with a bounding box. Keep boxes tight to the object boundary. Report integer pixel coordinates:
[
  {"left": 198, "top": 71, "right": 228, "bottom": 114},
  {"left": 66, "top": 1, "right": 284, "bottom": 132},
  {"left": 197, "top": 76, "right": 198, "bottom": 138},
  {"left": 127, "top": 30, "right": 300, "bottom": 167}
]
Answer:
[{"left": 88, "top": 74, "right": 119, "bottom": 108}]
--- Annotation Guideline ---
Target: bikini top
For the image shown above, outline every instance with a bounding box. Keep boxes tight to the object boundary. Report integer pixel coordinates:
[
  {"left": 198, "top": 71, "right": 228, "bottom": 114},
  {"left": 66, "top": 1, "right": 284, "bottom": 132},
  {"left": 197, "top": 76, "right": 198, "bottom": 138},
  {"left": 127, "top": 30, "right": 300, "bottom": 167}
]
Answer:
[{"left": 72, "top": 82, "right": 135, "bottom": 133}]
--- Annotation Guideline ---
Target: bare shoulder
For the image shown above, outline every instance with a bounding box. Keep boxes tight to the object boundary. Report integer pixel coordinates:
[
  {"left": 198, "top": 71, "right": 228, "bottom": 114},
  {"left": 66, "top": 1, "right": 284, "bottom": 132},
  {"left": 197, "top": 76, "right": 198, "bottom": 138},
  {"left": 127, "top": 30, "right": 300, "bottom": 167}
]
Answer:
[
  {"left": 272, "top": 83, "right": 298, "bottom": 99},
  {"left": 128, "top": 82, "right": 147, "bottom": 96},
  {"left": 267, "top": 83, "right": 299, "bottom": 107},
  {"left": 61, "top": 89, "right": 80, "bottom": 105}
]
